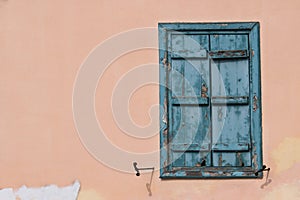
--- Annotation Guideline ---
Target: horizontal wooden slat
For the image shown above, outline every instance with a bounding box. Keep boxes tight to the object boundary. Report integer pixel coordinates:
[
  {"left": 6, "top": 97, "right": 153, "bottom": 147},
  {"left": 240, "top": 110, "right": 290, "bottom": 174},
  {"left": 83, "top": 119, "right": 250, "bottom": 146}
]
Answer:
[
  {"left": 168, "top": 31, "right": 250, "bottom": 35},
  {"left": 159, "top": 22, "right": 257, "bottom": 31},
  {"left": 212, "top": 143, "right": 249, "bottom": 151},
  {"left": 171, "top": 97, "right": 209, "bottom": 105},
  {"left": 171, "top": 143, "right": 210, "bottom": 151},
  {"left": 171, "top": 49, "right": 207, "bottom": 58},
  {"left": 209, "top": 50, "right": 248, "bottom": 59},
  {"left": 211, "top": 96, "right": 249, "bottom": 105}
]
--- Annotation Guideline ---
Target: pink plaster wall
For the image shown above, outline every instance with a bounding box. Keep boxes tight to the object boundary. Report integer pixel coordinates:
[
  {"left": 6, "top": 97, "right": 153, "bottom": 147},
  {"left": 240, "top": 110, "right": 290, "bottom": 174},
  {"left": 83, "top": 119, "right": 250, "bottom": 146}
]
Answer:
[{"left": 0, "top": 0, "right": 300, "bottom": 199}]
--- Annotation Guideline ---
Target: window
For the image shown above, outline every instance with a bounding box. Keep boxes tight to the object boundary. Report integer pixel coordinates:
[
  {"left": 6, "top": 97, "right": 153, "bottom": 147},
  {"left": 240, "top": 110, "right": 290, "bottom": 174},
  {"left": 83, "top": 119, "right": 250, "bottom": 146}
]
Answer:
[{"left": 159, "top": 22, "right": 262, "bottom": 178}]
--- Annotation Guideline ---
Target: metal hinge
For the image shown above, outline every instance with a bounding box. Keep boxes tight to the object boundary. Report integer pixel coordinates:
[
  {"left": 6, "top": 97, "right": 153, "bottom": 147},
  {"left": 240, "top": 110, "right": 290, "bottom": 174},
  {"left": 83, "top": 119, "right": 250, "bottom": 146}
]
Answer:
[{"left": 253, "top": 95, "right": 258, "bottom": 111}]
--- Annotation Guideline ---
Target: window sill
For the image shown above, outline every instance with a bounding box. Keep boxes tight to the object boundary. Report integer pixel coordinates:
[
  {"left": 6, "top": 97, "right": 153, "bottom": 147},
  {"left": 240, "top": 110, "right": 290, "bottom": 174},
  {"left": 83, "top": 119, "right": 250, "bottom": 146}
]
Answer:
[{"left": 160, "top": 167, "right": 263, "bottom": 179}]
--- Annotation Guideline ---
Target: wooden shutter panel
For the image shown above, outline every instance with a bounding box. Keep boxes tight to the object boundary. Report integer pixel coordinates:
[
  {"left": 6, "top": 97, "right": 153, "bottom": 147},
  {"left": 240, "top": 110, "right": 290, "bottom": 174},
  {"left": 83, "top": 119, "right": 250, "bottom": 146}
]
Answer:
[
  {"left": 168, "top": 34, "right": 211, "bottom": 167},
  {"left": 210, "top": 34, "right": 252, "bottom": 167}
]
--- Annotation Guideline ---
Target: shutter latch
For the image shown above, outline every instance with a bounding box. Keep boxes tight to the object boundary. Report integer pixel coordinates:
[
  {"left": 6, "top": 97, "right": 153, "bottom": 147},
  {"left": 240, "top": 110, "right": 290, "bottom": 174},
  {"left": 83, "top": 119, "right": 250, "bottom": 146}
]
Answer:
[
  {"left": 255, "top": 165, "right": 271, "bottom": 188},
  {"left": 133, "top": 162, "right": 155, "bottom": 196}
]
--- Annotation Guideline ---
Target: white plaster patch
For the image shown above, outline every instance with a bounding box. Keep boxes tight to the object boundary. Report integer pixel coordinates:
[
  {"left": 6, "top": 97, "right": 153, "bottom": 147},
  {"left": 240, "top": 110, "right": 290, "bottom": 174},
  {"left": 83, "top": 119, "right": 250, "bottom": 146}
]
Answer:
[
  {"left": 0, "top": 180, "right": 80, "bottom": 200},
  {"left": 16, "top": 180, "right": 80, "bottom": 200},
  {"left": 0, "top": 188, "right": 15, "bottom": 200}
]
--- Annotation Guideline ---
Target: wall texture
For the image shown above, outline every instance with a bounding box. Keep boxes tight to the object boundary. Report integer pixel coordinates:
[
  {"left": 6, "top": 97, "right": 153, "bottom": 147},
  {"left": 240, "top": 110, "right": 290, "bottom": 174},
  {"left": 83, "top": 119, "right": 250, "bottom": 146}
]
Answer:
[{"left": 0, "top": 0, "right": 300, "bottom": 199}]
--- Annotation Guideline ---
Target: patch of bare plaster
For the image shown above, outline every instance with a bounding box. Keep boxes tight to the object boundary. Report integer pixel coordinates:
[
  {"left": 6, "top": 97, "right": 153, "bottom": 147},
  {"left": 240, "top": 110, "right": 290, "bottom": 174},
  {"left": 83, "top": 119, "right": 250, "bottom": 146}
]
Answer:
[
  {"left": 78, "top": 189, "right": 105, "bottom": 200},
  {"left": 272, "top": 137, "right": 300, "bottom": 174},
  {"left": 0, "top": 188, "right": 15, "bottom": 200},
  {"left": 263, "top": 180, "right": 300, "bottom": 200},
  {"left": 0, "top": 180, "right": 81, "bottom": 200}
]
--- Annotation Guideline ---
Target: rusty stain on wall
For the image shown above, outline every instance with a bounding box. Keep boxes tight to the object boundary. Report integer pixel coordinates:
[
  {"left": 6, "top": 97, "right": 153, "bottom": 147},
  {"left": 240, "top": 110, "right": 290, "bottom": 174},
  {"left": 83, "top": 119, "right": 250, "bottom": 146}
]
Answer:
[
  {"left": 272, "top": 137, "right": 300, "bottom": 174},
  {"left": 78, "top": 189, "right": 105, "bottom": 200}
]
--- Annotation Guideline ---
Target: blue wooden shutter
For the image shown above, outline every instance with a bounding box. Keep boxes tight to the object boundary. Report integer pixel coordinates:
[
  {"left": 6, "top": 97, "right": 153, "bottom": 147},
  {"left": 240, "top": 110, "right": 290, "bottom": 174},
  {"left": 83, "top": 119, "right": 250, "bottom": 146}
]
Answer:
[
  {"left": 159, "top": 22, "right": 262, "bottom": 178},
  {"left": 169, "top": 34, "right": 211, "bottom": 168},
  {"left": 210, "top": 34, "right": 251, "bottom": 167}
]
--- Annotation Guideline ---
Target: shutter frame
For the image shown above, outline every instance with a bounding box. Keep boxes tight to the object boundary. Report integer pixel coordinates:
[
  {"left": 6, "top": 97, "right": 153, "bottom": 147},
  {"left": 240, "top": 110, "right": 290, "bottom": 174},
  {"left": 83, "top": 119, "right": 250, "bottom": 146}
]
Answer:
[{"left": 160, "top": 22, "right": 263, "bottom": 179}]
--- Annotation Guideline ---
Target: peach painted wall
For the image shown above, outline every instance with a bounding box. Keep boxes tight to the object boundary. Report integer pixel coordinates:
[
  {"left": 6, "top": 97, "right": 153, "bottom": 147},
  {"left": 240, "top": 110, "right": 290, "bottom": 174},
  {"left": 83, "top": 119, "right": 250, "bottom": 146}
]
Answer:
[{"left": 1, "top": 0, "right": 300, "bottom": 199}]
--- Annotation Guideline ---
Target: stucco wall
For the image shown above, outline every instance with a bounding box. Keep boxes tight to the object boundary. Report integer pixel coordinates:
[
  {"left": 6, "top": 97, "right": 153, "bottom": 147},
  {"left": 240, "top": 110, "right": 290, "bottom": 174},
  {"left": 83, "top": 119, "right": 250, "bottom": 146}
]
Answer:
[{"left": 0, "top": 0, "right": 300, "bottom": 199}]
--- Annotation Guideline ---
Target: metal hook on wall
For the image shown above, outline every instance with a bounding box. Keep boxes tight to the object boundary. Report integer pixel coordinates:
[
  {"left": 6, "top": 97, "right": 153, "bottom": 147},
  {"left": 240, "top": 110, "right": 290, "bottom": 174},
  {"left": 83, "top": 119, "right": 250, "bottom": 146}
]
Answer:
[
  {"left": 255, "top": 165, "right": 272, "bottom": 189},
  {"left": 133, "top": 162, "right": 155, "bottom": 196}
]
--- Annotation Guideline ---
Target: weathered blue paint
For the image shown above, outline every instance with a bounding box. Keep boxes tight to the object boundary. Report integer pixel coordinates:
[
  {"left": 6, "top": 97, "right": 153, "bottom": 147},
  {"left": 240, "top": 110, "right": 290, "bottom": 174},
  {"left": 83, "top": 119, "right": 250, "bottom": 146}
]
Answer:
[
  {"left": 159, "top": 22, "right": 262, "bottom": 178},
  {"left": 158, "top": 22, "right": 257, "bottom": 31}
]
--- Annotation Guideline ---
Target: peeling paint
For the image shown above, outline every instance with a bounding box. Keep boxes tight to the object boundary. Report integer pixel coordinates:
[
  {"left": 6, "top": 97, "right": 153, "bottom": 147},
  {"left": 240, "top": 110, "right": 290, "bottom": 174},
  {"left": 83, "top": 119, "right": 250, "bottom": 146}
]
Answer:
[
  {"left": 162, "top": 52, "right": 168, "bottom": 66},
  {"left": 0, "top": 181, "right": 80, "bottom": 200},
  {"left": 218, "top": 154, "right": 222, "bottom": 166},
  {"left": 162, "top": 51, "right": 171, "bottom": 70},
  {"left": 163, "top": 160, "right": 168, "bottom": 171},
  {"left": 209, "top": 50, "right": 248, "bottom": 58},
  {"left": 253, "top": 95, "right": 258, "bottom": 111},
  {"left": 201, "top": 84, "right": 208, "bottom": 98},
  {"left": 252, "top": 154, "right": 258, "bottom": 170},
  {"left": 205, "top": 112, "right": 208, "bottom": 120},
  {"left": 15, "top": 181, "right": 80, "bottom": 200},
  {"left": 162, "top": 97, "right": 168, "bottom": 124},
  {"left": 163, "top": 128, "right": 168, "bottom": 135},
  {"left": 167, "top": 62, "right": 171, "bottom": 71},
  {"left": 163, "top": 166, "right": 256, "bottom": 178},
  {"left": 237, "top": 152, "right": 244, "bottom": 167},
  {"left": 163, "top": 136, "right": 168, "bottom": 145},
  {"left": 0, "top": 188, "right": 15, "bottom": 200},
  {"left": 217, "top": 107, "right": 223, "bottom": 120}
]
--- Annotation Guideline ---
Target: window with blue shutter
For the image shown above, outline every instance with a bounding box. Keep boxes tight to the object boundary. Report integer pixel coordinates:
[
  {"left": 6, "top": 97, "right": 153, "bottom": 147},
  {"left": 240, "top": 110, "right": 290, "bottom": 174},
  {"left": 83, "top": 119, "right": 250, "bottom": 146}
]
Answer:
[{"left": 159, "top": 22, "right": 262, "bottom": 178}]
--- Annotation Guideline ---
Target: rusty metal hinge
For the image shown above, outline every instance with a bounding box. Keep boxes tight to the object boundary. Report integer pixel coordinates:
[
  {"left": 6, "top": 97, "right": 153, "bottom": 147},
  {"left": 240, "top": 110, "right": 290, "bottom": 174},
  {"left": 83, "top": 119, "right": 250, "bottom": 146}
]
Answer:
[
  {"left": 162, "top": 52, "right": 171, "bottom": 70},
  {"left": 253, "top": 95, "right": 258, "bottom": 111}
]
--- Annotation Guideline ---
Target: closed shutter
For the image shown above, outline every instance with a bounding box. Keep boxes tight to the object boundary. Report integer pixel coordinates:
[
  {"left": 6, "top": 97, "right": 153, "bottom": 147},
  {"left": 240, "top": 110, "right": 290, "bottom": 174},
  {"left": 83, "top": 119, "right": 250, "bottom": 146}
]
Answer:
[
  {"left": 168, "top": 34, "right": 211, "bottom": 168},
  {"left": 210, "top": 34, "right": 251, "bottom": 167},
  {"left": 159, "top": 22, "right": 262, "bottom": 178}
]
